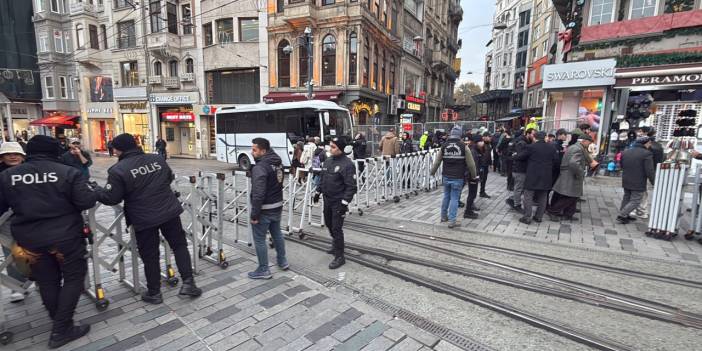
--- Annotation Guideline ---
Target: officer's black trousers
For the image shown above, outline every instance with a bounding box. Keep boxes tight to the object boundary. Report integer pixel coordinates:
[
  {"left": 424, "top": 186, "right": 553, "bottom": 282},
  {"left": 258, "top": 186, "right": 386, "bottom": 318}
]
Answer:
[
  {"left": 135, "top": 216, "right": 193, "bottom": 293},
  {"left": 31, "top": 237, "right": 87, "bottom": 334},
  {"left": 464, "top": 181, "right": 478, "bottom": 214},
  {"left": 323, "top": 199, "right": 346, "bottom": 258},
  {"left": 479, "top": 166, "right": 489, "bottom": 194}
]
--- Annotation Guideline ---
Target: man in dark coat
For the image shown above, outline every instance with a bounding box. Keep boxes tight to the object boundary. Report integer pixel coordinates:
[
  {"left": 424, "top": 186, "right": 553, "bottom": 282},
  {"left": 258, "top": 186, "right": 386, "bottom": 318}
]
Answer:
[
  {"left": 507, "top": 128, "right": 534, "bottom": 212},
  {"left": 514, "top": 131, "right": 560, "bottom": 224},
  {"left": 617, "top": 137, "right": 655, "bottom": 224}
]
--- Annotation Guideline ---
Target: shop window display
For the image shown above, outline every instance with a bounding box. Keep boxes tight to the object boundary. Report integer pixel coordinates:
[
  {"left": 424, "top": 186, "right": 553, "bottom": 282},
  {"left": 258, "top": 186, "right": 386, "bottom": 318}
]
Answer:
[
  {"left": 122, "top": 113, "right": 150, "bottom": 152},
  {"left": 544, "top": 89, "right": 604, "bottom": 141}
]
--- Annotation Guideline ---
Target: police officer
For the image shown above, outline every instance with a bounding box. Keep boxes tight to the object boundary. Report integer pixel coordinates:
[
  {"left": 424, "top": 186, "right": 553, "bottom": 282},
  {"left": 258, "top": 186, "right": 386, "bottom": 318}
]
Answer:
[
  {"left": 313, "top": 136, "right": 357, "bottom": 269},
  {"left": 95, "top": 133, "right": 202, "bottom": 304},
  {"left": 0, "top": 135, "right": 96, "bottom": 349}
]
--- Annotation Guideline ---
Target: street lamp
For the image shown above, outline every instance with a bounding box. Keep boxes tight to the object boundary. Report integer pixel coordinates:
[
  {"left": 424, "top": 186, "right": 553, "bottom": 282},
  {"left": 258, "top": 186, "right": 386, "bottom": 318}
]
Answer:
[{"left": 284, "top": 26, "right": 314, "bottom": 100}]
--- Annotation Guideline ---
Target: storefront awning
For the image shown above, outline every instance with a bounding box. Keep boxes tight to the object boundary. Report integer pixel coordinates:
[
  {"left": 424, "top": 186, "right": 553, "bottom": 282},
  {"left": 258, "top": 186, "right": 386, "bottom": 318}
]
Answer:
[
  {"left": 472, "top": 90, "right": 511, "bottom": 103},
  {"left": 263, "top": 91, "right": 343, "bottom": 103},
  {"left": 29, "top": 115, "right": 79, "bottom": 127}
]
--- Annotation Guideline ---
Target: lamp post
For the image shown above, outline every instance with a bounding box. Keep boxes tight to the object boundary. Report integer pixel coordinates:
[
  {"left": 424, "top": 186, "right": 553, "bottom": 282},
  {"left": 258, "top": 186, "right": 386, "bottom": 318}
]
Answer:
[{"left": 284, "top": 27, "right": 314, "bottom": 100}]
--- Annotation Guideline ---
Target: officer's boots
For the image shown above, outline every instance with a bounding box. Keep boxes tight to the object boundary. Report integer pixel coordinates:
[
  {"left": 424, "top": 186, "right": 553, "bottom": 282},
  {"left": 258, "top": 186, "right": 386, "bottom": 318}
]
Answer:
[
  {"left": 329, "top": 256, "right": 346, "bottom": 269},
  {"left": 179, "top": 277, "right": 203, "bottom": 297},
  {"left": 48, "top": 324, "right": 91, "bottom": 349},
  {"left": 141, "top": 290, "right": 163, "bottom": 304}
]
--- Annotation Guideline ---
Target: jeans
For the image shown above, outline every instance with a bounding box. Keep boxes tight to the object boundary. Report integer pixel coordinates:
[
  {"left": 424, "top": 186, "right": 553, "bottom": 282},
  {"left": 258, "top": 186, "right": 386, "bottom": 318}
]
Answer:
[
  {"left": 441, "top": 177, "right": 465, "bottom": 222},
  {"left": 620, "top": 189, "right": 645, "bottom": 217},
  {"left": 252, "top": 210, "right": 287, "bottom": 271},
  {"left": 512, "top": 172, "right": 526, "bottom": 205},
  {"left": 134, "top": 216, "right": 194, "bottom": 293}
]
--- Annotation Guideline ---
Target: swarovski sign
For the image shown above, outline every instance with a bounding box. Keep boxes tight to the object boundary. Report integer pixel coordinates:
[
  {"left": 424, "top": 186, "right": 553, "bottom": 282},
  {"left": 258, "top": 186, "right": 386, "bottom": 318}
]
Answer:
[{"left": 542, "top": 59, "right": 616, "bottom": 89}]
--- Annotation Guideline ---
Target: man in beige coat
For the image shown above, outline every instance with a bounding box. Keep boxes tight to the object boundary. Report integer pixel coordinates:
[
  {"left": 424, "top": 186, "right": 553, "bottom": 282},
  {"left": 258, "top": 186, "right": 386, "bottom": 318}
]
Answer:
[{"left": 379, "top": 128, "right": 400, "bottom": 156}]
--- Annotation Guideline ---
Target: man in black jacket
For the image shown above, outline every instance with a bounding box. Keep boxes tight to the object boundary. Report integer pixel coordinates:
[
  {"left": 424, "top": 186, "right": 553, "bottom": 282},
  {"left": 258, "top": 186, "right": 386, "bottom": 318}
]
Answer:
[
  {"left": 313, "top": 137, "right": 357, "bottom": 269},
  {"left": 617, "top": 137, "right": 655, "bottom": 224},
  {"left": 0, "top": 136, "right": 96, "bottom": 349},
  {"left": 515, "top": 131, "right": 560, "bottom": 224},
  {"left": 248, "top": 138, "right": 288, "bottom": 279},
  {"left": 507, "top": 128, "right": 535, "bottom": 212},
  {"left": 479, "top": 132, "right": 493, "bottom": 198},
  {"left": 95, "top": 133, "right": 202, "bottom": 304}
]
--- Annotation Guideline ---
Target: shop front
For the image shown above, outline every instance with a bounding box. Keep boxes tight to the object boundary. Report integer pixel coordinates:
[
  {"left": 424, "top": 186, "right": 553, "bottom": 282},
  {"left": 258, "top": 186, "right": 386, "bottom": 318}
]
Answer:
[
  {"left": 29, "top": 112, "right": 80, "bottom": 141},
  {"left": 85, "top": 103, "right": 116, "bottom": 153},
  {"left": 0, "top": 101, "right": 42, "bottom": 141},
  {"left": 150, "top": 93, "right": 200, "bottom": 158},
  {"left": 114, "top": 87, "right": 151, "bottom": 152},
  {"left": 614, "top": 64, "right": 702, "bottom": 145},
  {"left": 542, "top": 59, "right": 617, "bottom": 148},
  {"left": 344, "top": 89, "right": 389, "bottom": 126},
  {"left": 194, "top": 104, "right": 220, "bottom": 159}
]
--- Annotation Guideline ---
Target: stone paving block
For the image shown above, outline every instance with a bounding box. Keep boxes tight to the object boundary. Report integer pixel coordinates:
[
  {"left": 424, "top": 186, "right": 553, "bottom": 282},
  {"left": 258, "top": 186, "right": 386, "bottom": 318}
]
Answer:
[
  {"left": 256, "top": 322, "right": 293, "bottom": 345},
  {"left": 210, "top": 330, "right": 250, "bottom": 351},
  {"left": 283, "top": 284, "right": 312, "bottom": 297},
  {"left": 129, "top": 305, "right": 171, "bottom": 324},
  {"left": 277, "top": 336, "right": 315, "bottom": 351},
  {"left": 180, "top": 341, "right": 208, "bottom": 351},
  {"left": 360, "top": 336, "right": 396, "bottom": 351},
  {"left": 681, "top": 252, "right": 700, "bottom": 262},
  {"left": 434, "top": 340, "right": 466, "bottom": 351},
  {"left": 240, "top": 277, "right": 294, "bottom": 298},
  {"left": 249, "top": 301, "right": 308, "bottom": 336},
  {"left": 146, "top": 324, "right": 192, "bottom": 349},
  {"left": 387, "top": 318, "right": 438, "bottom": 347},
  {"left": 304, "top": 336, "right": 341, "bottom": 351},
  {"left": 71, "top": 336, "right": 118, "bottom": 351},
  {"left": 221, "top": 316, "right": 258, "bottom": 336},
  {"left": 99, "top": 334, "right": 146, "bottom": 351},
  {"left": 235, "top": 339, "right": 264, "bottom": 351},
  {"left": 153, "top": 334, "right": 198, "bottom": 351},
  {"left": 259, "top": 293, "right": 288, "bottom": 308},
  {"left": 299, "top": 293, "right": 329, "bottom": 308},
  {"left": 283, "top": 309, "right": 339, "bottom": 342},
  {"left": 113, "top": 320, "right": 159, "bottom": 341},
  {"left": 336, "top": 320, "right": 387, "bottom": 351},
  {"left": 331, "top": 320, "right": 364, "bottom": 342},
  {"left": 205, "top": 303, "right": 243, "bottom": 323},
  {"left": 383, "top": 328, "right": 406, "bottom": 342},
  {"left": 389, "top": 337, "right": 424, "bottom": 351}
]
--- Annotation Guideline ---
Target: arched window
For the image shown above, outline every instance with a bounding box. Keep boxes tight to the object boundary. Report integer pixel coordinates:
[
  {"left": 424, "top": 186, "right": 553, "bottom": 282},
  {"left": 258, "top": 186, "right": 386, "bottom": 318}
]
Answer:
[
  {"left": 348, "top": 32, "right": 357, "bottom": 85},
  {"left": 373, "top": 44, "right": 379, "bottom": 90},
  {"left": 75, "top": 24, "right": 85, "bottom": 48},
  {"left": 185, "top": 58, "right": 194, "bottom": 73},
  {"left": 363, "top": 37, "right": 369, "bottom": 87},
  {"left": 153, "top": 61, "right": 162, "bottom": 76},
  {"left": 278, "top": 40, "right": 290, "bottom": 87},
  {"left": 299, "top": 44, "right": 311, "bottom": 87},
  {"left": 168, "top": 59, "right": 178, "bottom": 77},
  {"left": 322, "top": 34, "right": 336, "bottom": 86}
]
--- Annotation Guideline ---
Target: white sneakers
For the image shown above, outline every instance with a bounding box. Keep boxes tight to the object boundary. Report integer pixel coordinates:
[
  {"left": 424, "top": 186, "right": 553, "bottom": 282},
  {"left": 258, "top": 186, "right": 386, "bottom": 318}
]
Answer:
[{"left": 10, "top": 291, "right": 25, "bottom": 303}]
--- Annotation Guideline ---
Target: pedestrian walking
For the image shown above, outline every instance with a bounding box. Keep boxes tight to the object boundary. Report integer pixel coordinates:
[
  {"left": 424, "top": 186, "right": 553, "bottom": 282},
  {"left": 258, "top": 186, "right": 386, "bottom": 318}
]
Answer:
[
  {"left": 379, "top": 128, "right": 400, "bottom": 156},
  {"left": 548, "top": 135, "right": 597, "bottom": 221},
  {"left": 95, "top": 133, "right": 202, "bottom": 304},
  {"left": 492, "top": 129, "right": 502, "bottom": 173},
  {"left": 497, "top": 129, "right": 512, "bottom": 178},
  {"left": 0, "top": 136, "right": 97, "bottom": 348},
  {"left": 479, "top": 132, "right": 493, "bottom": 198},
  {"left": 400, "top": 132, "right": 414, "bottom": 154},
  {"left": 60, "top": 138, "right": 92, "bottom": 178},
  {"left": 549, "top": 129, "right": 568, "bottom": 206},
  {"left": 631, "top": 129, "right": 663, "bottom": 219},
  {"left": 617, "top": 137, "right": 655, "bottom": 224},
  {"left": 419, "top": 131, "right": 430, "bottom": 150},
  {"left": 515, "top": 131, "right": 560, "bottom": 224},
  {"left": 291, "top": 141, "right": 305, "bottom": 182},
  {"left": 313, "top": 137, "right": 357, "bottom": 269},
  {"left": 300, "top": 137, "right": 317, "bottom": 168},
  {"left": 352, "top": 133, "right": 368, "bottom": 181},
  {"left": 248, "top": 138, "right": 288, "bottom": 279},
  {"left": 463, "top": 135, "right": 482, "bottom": 219},
  {"left": 0, "top": 142, "right": 29, "bottom": 303},
  {"left": 506, "top": 128, "right": 535, "bottom": 212},
  {"left": 155, "top": 136, "right": 167, "bottom": 159},
  {"left": 107, "top": 139, "right": 114, "bottom": 157},
  {"left": 430, "top": 127, "right": 477, "bottom": 227},
  {"left": 569, "top": 124, "right": 592, "bottom": 146}
]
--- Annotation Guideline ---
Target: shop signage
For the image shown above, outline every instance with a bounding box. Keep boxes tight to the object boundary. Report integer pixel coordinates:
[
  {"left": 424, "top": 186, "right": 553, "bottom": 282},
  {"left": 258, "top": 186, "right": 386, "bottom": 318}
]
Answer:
[
  {"left": 86, "top": 103, "right": 114, "bottom": 118},
  {"left": 10, "top": 107, "right": 28, "bottom": 116},
  {"left": 618, "top": 73, "right": 702, "bottom": 87},
  {"left": 150, "top": 95, "right": 194, "bottom": 104},
  {"left": 119, "top": 102, "right": 147, "bottom": 110},
  {"left": 162, "top": 112, "right": 195, "bottom": 122},
  {"left": 201, "top": 105, "right": 218, "bottom": 115},
  {"left": 542, "top": 59, "right": 616, "bottom": 89},
  {"left": 406, "top": 96, "right": 425, "bottom": 104}
]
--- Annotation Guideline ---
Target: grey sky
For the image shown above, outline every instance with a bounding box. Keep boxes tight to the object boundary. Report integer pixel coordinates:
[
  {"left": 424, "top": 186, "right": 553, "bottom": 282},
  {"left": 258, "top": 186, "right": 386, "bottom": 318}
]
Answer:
[{"left": 457, "top": 0, "right": 495, "bottom": 89}]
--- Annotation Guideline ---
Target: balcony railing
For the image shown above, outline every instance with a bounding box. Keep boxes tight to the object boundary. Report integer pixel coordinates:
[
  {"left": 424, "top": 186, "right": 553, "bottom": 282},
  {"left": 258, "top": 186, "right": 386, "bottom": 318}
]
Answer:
[
  {"left": 148, "top": 76, "right": 162, "bottom": 85},
  {"left": 117, "top": 36, "right": 137, "bottom": 49},
  {"left": 180, "top": 73, "right": 194, "bottom": 82},
  {"left": 163, "top": 76, "right": 180, "bottom": 89},
  {"left": 70, "top": 2, "right": 96, "bottom": 16},
  {"left": 432, "top": 50, "right": 450, "bottom": 69}
]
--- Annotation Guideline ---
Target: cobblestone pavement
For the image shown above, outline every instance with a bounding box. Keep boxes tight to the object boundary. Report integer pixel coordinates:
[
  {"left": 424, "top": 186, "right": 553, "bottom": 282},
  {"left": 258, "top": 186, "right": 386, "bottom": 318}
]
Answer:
[{"left": 376, "top": 170, "right": 702, "bottom": 265}]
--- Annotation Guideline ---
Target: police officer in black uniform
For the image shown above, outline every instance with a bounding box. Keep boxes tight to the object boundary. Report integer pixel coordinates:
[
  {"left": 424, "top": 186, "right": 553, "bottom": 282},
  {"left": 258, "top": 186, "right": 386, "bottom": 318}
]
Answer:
[
  {"left": 95, "top": 133, "right": 202, "bottom": 304},
  {"left": 313, "top": 137, "right": 357, "bottom": 269},
  {"left": 0, "top": 135, "right": 96, "bottom": 349}
]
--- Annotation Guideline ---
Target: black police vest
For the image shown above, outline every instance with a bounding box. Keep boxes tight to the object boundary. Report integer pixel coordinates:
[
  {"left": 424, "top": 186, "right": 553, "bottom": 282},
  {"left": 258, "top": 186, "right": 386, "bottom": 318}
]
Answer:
[{"left": 441, "top": 138, "right": 467, "bottom": 179}]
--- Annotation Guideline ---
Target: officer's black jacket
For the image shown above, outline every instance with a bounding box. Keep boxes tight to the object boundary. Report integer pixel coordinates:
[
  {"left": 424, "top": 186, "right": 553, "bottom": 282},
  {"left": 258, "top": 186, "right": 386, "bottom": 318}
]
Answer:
[
  {"left": 0, "top": 155, "right": 97, "bottom": 250},
  {"left": 96, "top": 149, "right": 182, "bottom": 231},
  {"left": 250, "top": 151, "right": 284, "bottom": 220},
  {"left": 319, "top": 153, "right": 357, "bottom": 204},
  {"left": 352, "top": 138, "right": 368, "bottom": 159}
]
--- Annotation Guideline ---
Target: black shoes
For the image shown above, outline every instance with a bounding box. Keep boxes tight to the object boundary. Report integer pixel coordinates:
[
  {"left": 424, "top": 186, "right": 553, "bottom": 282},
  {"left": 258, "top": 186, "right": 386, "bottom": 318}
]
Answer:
[
  {"left": 563, "top": 216, "right": 579, "bottom": 221},
  {"left": 480, "top": 193, "right": 491, "bottom": 199},
  {"left": 48, "top": 324, "right": 91, "bottom": 349},
  {"left": 548, "top": 214, "right": 561, "bottom": 222},
  {"left": 513, "top": 205, "right": 523, "bottom": 213},
  {"left": 626, "top": 215, "right": 637, "bottom": 222},
  {"left": 179, "top": 277, "right": 203, "bottom": 297},
  {"left": 519, "top": 217, "right": 532, "bottom": 225},
  {"left": 326, "top": 248, "right": 335, "bottom": 254},
  {"left": 463, "top": 211, "right": 479, "bottom": 219},
  {"left": 472, "top": 206, "right": 481, "bottom": 211},
  {"left": 532, "top": 216, "right": 542, "bottom": 223},
  {"left": 329, "top": 256, "right": 346, "bottom": 269},
  {"left": 458, "top": 201, "right": 466, "bottom": 208},
  {"left": 506, "top": 199, "right": 515, "bottom": 208},
  {"left": 141, "top": 290, "right": 163, "bottom": 304},
  {"left": 616, "top": 216, "right": 630, "bottom": 224}
]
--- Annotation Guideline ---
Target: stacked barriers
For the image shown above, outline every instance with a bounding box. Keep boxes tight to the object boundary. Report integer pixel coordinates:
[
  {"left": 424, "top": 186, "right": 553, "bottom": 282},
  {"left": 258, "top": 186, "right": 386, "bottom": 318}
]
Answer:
[{"left": 646, "top": 163, "right": 688, "bottom": 240}]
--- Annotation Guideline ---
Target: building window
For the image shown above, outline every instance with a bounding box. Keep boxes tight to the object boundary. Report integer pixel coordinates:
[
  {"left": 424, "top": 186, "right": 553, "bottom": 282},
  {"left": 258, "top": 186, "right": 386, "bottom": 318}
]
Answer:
[
  {"left": 182, "top": 4, "right": 192, "bottom": 34},
  {"left": 381, "top": 51, "right": 386, "bottom": 93},
  {"left": 239, "top": 18, "right": 259, "bottom": 42},
  {"left": 114, "top": 0, "right": 130, "bottom": 9},
  {"left": 299, "top": 45, "right": 310, "bottom": 87},
  {"left": 153, "top": 61, "right": 162, "bottom": 75},
  {"left": 118, "top": 21, "right": 136, "bottom": 48},
  {"left": 277, "top": 0, "right": 283, "bottom": 13},
  {"left": 54, "top": 31, "right": 63, "bottom": 53},
  {"left": 59, "top": 76, "right": 67, "bottom": 98},
  {"left": 150, "top": 0, "right": 161, "bottom": 33},
  {"left": 99, "top": 25, "right": 107, "bottom": 49},
  {"left": 278, "top": 40, "right": 290, "bottom": 87},
  {"left": 589, "top": 0, "right": 615, "bottom": 25},
  {"left": 120, "top": 61, "right": 139, "bottom": 86},
  {"left": 630, "top": 0, "right": 657, "bottom": 19},
  {"left": 169, "top": 59, "right": 178, "bottom": 76},
  {"left": 186, "top": 58, "right": 194, "bottom": 73},
  {"left": 76, "top": 24, "right": 85, "bottom": 49},
  {"left": 167, "top": 2, "right": 178, "bottom": 34},
  {"left": 363, "top": 37, "right": 369, "bottom": 87},
  {"left": 373, "top": 45, "right": 378, "bottom": 89},
  {"left": 322, "top": 0, "right": 335, "bottom": 5},
  {"left": 50, "top": 0, "right": 59, "bottom": 13},
  {"left": 348, "top": 32, "right": 357, "bottom": 85},
  {"left": 68, "top": 75, "right": 74, "bottom": 99},
  {"left": 44, "top": 76, "right": 55, "bottom": 98},
  {"left": 89, "top": 25, "right": 99, "bottom": 49},
  {"left": 38, "top": 33, "right": 48, "bottom": 52},
  {"left": 322, "top": 35, "right": 336, "bottom": 86},
  {"left": 389, "top": 57, "right": 395, "bottom": 94},
  {"left": 36, "top": 0, "right": 44, "bottom": 12},
  {"left": 63, "top": 31, "right": 72, "bottom": 52},
  {"left": 216, "top": 18, "right": 233, "bottom": 44},
  {"left": 203, "top": 22, "right": 213, "bottom": 45}
]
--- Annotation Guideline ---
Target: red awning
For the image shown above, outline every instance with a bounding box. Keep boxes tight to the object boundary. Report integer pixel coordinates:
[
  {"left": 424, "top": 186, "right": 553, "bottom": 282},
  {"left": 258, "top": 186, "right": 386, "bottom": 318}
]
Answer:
[
  {"left": 263, "top": 91, "right": 343, "bottom": 103},
  {"left": 30, "top": 115, "right": 79, "bottom": 128}
]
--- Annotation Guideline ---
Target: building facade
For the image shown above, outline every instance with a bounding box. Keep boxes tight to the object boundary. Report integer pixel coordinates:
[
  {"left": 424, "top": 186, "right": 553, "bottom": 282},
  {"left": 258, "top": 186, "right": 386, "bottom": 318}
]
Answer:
[
  {"left": 0, "top": 0, "right": 43, "bottom": 141},
  {"left": 523, "top": 0, "right": 558, "bottom": 116}
]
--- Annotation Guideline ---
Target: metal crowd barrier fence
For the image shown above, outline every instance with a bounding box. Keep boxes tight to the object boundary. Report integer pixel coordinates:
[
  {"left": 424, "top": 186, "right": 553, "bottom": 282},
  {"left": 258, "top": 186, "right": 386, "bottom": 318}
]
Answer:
[{"left": 646, "top": 163, "right": 688, "bottom": 240}]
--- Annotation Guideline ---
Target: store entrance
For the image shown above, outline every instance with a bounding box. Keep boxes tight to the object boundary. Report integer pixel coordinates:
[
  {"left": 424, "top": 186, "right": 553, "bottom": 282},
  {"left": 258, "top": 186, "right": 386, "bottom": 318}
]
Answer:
[{"left": 180, "top": 127, "right": 193, "bottom": 155}]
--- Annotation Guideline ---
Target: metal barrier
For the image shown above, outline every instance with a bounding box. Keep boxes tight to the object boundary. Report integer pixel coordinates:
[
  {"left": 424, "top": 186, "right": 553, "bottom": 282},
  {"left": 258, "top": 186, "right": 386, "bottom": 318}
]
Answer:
[
  {"left": 425, "top": 121, "right": 496, "bottom": 135},
  {"left": 647, "top": 163, "right": 688, "bottom": 240}
]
